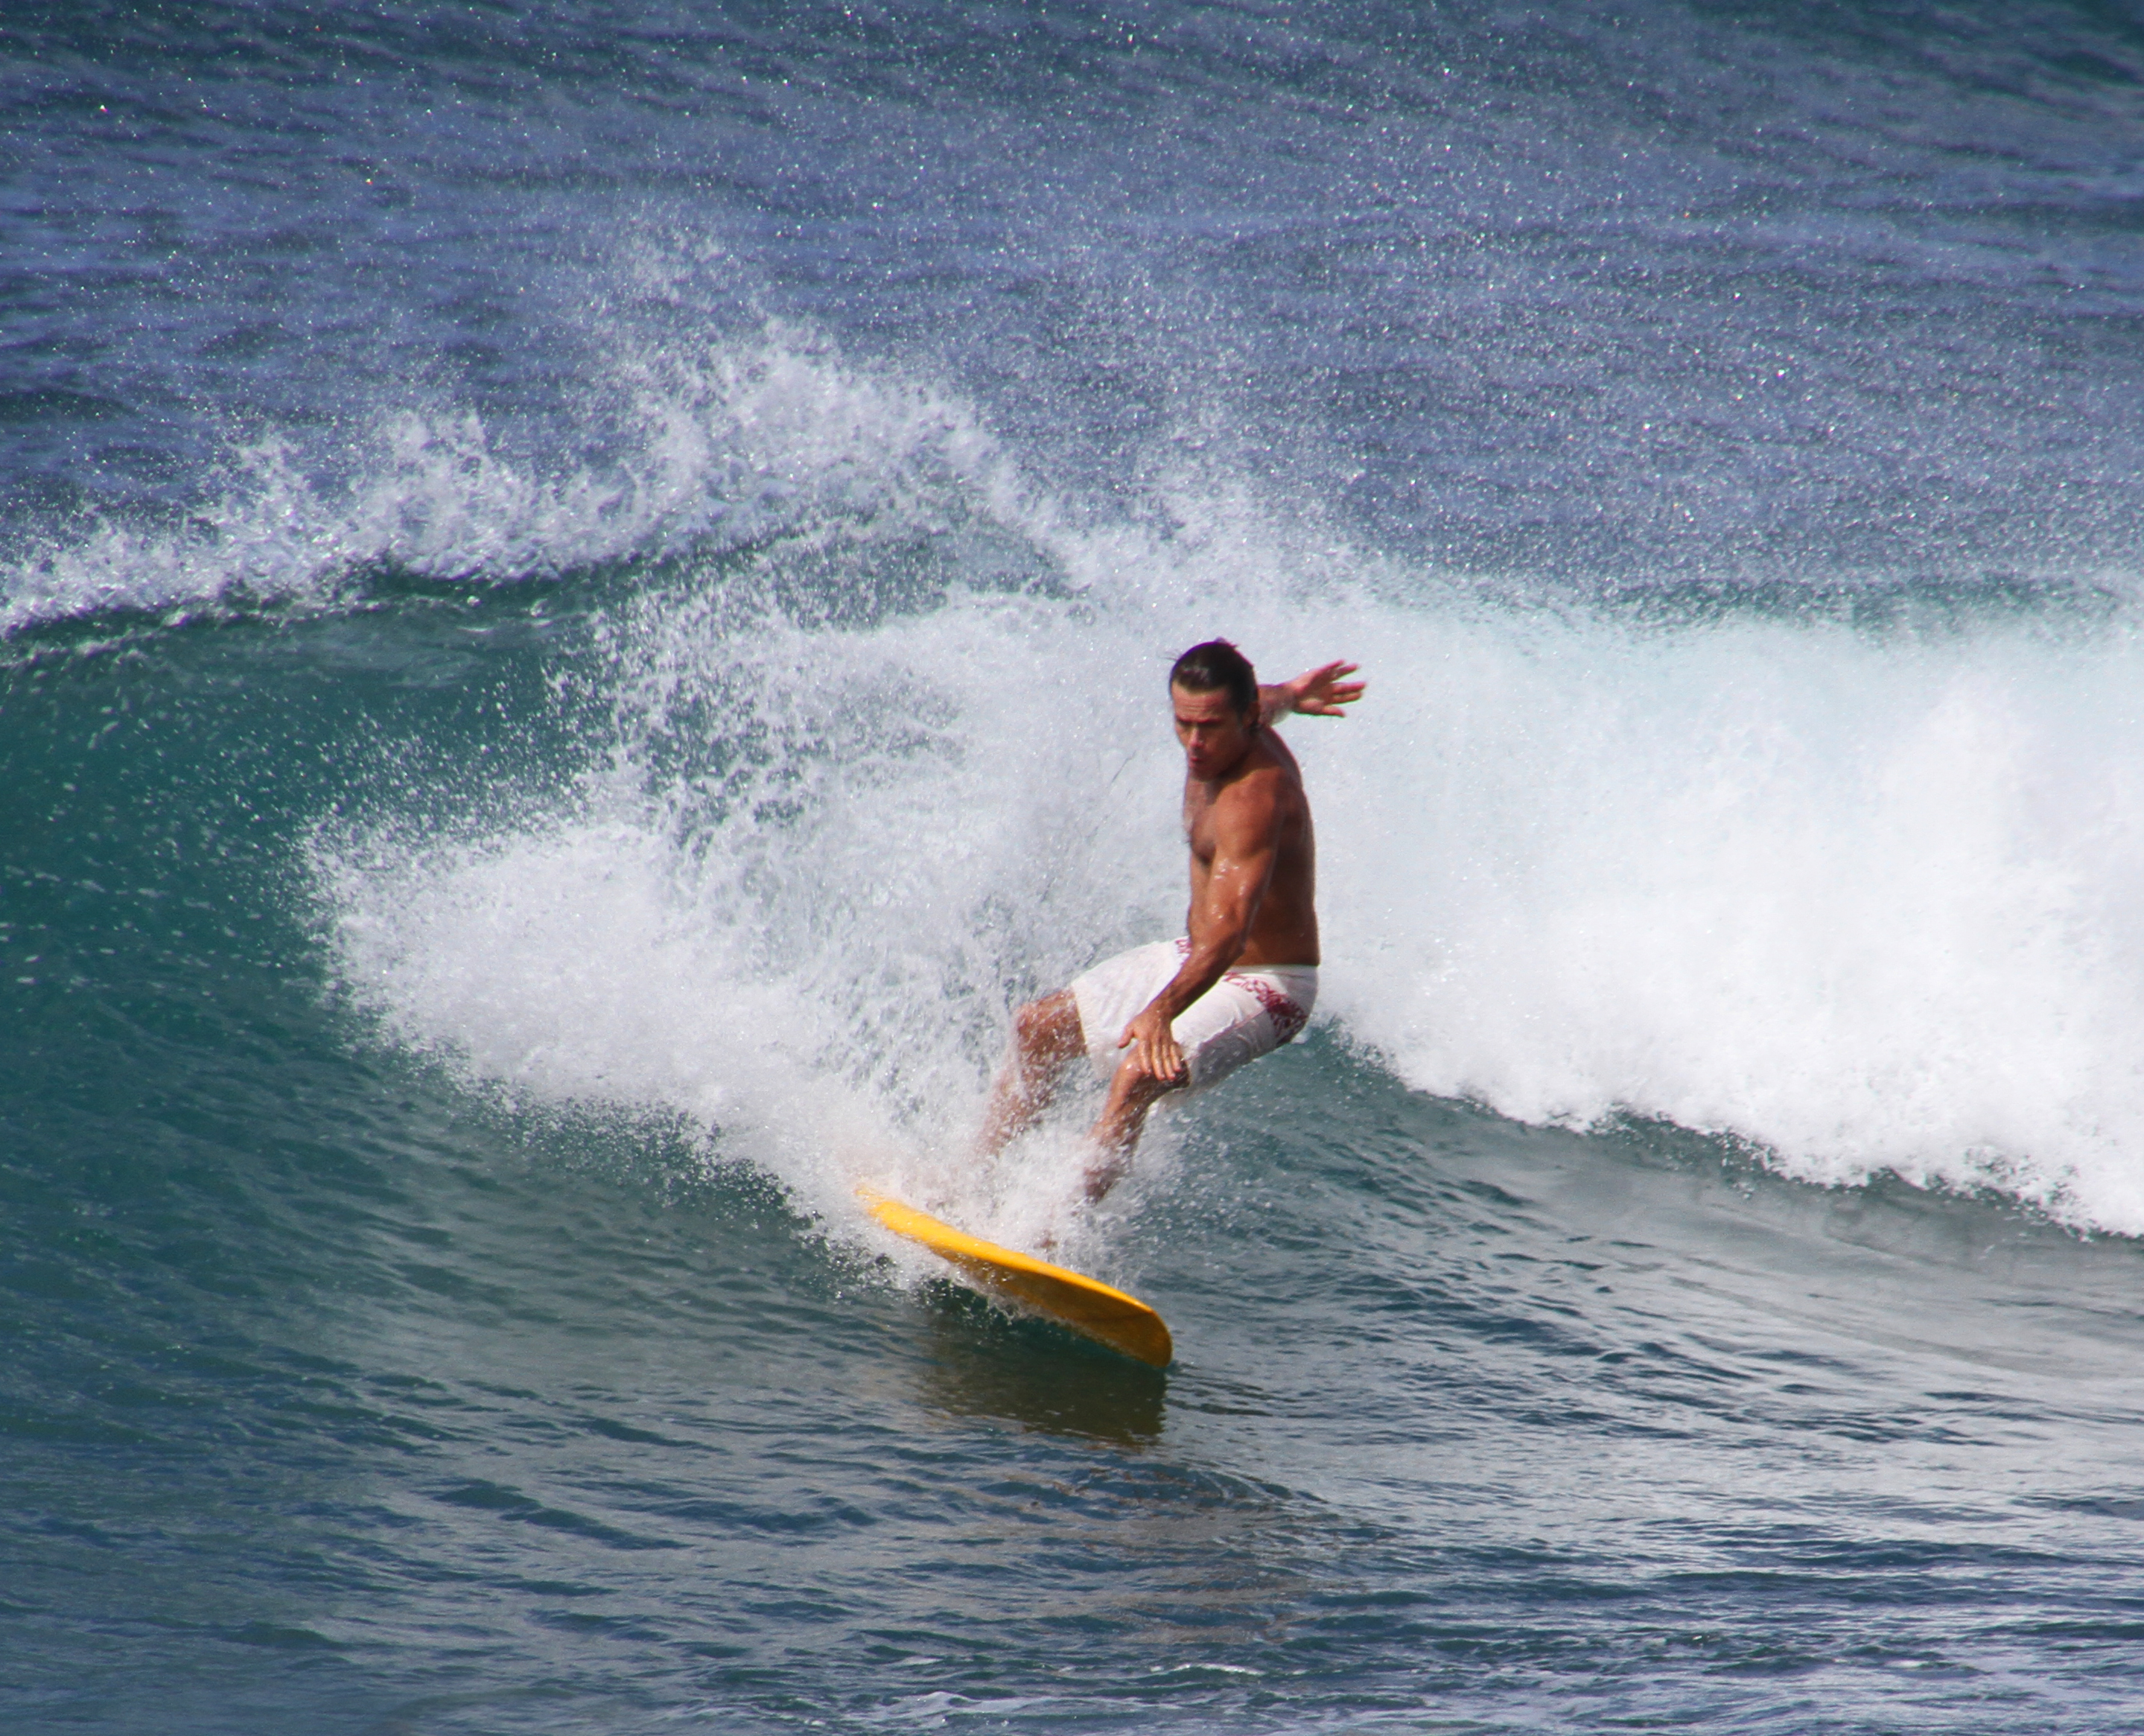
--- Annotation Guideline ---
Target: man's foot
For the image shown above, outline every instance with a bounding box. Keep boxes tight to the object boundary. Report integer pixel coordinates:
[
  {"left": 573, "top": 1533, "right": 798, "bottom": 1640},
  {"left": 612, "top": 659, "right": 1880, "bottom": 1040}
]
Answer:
[{"left": 1082, "top": 1152, "right": 1129, "bottom": 1204}]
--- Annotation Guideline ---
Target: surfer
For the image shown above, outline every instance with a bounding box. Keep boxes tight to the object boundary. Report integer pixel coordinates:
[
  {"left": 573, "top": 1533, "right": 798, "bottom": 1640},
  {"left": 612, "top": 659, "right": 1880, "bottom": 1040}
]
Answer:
[{"left": 978, "top": 640, "right": 1364, "bottom": 1201}]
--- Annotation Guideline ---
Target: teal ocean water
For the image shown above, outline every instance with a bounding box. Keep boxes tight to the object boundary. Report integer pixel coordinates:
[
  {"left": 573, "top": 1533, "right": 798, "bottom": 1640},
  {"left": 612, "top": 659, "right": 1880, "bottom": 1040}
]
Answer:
[{"left": 11, "top": 3, "right": 2144, "bottom": 1729}]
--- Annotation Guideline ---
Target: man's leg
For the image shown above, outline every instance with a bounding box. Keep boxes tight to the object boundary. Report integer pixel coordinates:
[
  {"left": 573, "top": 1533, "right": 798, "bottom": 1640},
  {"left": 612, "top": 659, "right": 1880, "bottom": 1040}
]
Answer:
[
  {"left": 976, "top": 989, "right": 1084, "bottom": 1157},
  {"left": 1082, "top": 1059, "right": 1179, "bottom": 1201}
]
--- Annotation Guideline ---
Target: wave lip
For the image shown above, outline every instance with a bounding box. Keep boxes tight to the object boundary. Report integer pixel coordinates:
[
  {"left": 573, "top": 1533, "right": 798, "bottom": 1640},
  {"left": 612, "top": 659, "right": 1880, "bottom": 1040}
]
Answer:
[{"left": 1, "top": 322, "right": 1017, "bottom": 638}]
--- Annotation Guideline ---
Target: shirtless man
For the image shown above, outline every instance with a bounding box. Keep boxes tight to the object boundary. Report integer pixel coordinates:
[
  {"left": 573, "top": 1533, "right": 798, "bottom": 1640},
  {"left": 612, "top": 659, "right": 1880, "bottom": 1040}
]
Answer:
[{"left": 977, "top": 640, "right": 1365, "bottom": 1201}]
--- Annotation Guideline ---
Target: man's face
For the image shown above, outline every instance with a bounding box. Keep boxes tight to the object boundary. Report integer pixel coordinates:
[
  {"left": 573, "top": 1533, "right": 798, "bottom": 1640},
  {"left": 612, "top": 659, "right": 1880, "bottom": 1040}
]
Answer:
[{"left": 1172, "top": 682, "right": 1256, "bottom": 780}]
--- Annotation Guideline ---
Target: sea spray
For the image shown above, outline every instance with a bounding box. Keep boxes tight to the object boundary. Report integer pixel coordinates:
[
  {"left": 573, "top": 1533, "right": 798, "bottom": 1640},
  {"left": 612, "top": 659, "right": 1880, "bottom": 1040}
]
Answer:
[
  {"left": 0, "top": 321, "right": 1011, "bottom": 638},
  {"left": 232, "top": 331, "right": 2144, "bottom": 1239},
  {"left": 325, "top": 522, "right": 2144, "bottom": 1242}
]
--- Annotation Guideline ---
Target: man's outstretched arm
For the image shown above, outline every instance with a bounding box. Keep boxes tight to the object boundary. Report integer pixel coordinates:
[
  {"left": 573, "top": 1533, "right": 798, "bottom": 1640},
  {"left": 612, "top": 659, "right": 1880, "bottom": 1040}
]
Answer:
[{"left": 1259, "top": 660, "right": 1366, "bottom": 728}]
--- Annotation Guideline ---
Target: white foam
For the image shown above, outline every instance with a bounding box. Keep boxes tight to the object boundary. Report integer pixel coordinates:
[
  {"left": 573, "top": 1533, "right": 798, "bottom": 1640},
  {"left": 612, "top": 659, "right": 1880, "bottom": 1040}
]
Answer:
[
  {"left": 1, "top": 320, "right": 1009, "bottom": 635},
  {"left": 318, "top": 580, "right": 1195, "bottom": 1242},
  {"left": 1312, "top": 601, "right": 2144, "bottom": 1235},
  {"left": 308, "top": 335, "right": 2144, "bottom": 1239}
]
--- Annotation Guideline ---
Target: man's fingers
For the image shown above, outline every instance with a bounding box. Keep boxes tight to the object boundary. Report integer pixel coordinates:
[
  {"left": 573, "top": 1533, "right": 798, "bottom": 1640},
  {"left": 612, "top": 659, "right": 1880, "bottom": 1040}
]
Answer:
[
  {"left": 1131, "top": 1036, "right": 1184, "bottom": 1082},
  {"left": 1116, "top": 1015, "right": 1187, "bottom": 1081},
  {"left": 1290, "top": 664, "right": 1366, "bottom": 716}
]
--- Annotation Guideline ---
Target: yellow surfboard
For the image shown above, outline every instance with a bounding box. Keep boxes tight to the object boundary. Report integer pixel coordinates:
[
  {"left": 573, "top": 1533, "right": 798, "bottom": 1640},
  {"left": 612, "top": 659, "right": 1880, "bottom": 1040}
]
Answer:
[{"left": 859, "top": 1188, "right": 1174, "bottom": 1369}]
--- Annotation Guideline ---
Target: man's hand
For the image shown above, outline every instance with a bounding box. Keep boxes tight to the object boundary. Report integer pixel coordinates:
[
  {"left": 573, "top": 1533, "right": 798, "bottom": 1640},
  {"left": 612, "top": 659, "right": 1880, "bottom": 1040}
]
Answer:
[
  {"left": 1267, "top": 660, "right": 1366, "bottom": 724},
  {"left": 1117, "top": 1002, "right": 1188, "bottom": 1085}
]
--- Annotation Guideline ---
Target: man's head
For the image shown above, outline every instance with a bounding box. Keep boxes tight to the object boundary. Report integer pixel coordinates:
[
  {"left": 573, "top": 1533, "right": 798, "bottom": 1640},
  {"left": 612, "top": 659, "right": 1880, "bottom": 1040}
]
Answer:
[{"left": 1169, "top": 639, "right": 1259, "bottom": 780}]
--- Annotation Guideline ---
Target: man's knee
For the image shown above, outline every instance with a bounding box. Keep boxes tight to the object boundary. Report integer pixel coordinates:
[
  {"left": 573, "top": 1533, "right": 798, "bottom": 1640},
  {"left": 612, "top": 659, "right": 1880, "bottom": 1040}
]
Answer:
[
  {"left": 1014, "top": 990, "right": 1082, "bottom": 1062},
  {"left": 1105, "top": 1058, "right": 1179, "bottom": 1110}
]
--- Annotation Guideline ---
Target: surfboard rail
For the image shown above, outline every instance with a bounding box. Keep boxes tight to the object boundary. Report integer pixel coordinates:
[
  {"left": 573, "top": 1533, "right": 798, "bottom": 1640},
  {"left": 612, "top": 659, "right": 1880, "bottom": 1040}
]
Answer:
[{"left": 859, "top": 1187, "right": 1174, "bottom": 1368}]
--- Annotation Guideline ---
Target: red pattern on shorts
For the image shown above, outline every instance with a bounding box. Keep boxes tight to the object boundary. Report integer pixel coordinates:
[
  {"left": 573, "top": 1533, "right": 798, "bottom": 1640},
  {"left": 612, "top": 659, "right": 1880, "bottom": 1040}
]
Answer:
[
  {"left": 1229, "top": 970, "right": 1309, "bottom": 1046},
  {"left": 1172, "top": 938, "right": 1311, "bottom": 1047}
]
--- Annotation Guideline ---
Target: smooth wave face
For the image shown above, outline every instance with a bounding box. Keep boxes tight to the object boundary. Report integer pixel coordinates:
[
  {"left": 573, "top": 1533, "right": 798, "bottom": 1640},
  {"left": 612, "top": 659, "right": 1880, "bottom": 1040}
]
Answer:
[{"left": 9, "top": 2, "right": 2144, "bottom": 1733}]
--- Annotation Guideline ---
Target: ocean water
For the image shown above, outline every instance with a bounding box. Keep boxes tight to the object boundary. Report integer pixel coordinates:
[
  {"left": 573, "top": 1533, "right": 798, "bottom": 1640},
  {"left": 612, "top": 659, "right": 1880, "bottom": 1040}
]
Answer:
[{"left": 10, "top": 1, "right": 2144, "bottom": 1729}]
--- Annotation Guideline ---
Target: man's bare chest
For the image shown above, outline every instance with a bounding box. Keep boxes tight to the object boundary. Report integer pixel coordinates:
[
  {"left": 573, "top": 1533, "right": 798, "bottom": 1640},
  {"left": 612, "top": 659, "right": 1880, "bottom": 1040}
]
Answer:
[{"left": 1180, "top": 790, "right": 1221, "bottom": 865}]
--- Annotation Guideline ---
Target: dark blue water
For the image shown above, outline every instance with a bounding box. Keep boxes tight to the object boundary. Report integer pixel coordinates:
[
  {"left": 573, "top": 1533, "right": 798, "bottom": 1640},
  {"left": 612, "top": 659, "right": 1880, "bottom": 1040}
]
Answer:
[{"left": 10, "top": 3, "right": 2144, "bottom": 1730}]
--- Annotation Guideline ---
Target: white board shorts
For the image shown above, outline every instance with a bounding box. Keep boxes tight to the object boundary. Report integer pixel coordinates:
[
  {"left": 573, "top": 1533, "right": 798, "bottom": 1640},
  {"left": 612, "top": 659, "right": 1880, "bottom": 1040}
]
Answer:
[{"left": 1069, "top": 938, "right": 1317, "bottom": 1094}]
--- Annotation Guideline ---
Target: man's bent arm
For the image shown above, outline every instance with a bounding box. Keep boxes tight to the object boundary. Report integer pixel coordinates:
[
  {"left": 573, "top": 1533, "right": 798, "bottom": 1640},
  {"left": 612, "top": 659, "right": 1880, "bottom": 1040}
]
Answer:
[{"left": 1116, "top": 794, "right": 1281, "bottom": 1081}]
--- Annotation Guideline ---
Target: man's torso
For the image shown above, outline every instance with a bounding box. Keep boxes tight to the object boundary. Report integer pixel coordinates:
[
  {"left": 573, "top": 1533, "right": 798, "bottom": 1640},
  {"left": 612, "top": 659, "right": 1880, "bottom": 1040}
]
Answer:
[{"left": 1183, "top": 729, "right": 1320, "bottom": 967}]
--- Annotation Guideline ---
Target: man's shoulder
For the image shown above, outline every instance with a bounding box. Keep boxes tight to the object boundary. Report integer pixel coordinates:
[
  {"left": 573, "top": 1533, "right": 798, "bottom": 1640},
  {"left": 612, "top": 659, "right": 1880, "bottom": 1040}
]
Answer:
[
  {"left": 1238, "top": 734, "right": 1304, "bottom": 790},
  {"left": 1214, "top": 748, "right": 1302, "bottom": 822}
]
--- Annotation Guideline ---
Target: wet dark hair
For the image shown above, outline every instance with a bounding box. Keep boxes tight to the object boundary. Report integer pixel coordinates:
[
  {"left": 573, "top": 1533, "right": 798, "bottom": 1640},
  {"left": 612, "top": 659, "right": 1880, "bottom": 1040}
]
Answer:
[{"left": 1169, "top": 639, "right": 1258, "bottom": 719}]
